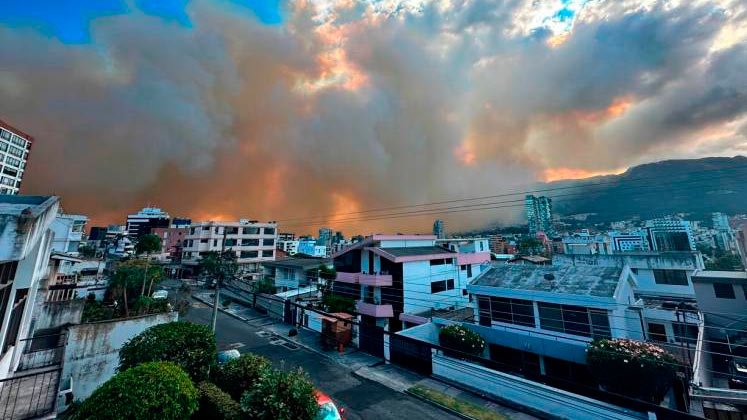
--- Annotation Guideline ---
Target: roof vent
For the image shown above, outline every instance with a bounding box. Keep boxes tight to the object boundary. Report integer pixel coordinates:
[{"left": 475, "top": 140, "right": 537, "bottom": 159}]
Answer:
[{"left": 544, "top": 273, "right": 555, "bottom": 281}]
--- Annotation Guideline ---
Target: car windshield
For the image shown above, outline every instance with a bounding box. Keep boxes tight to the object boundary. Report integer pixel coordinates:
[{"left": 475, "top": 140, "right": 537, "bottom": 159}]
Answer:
[{"left": 316, "top": 402, "right": 341, "bottom": 420}]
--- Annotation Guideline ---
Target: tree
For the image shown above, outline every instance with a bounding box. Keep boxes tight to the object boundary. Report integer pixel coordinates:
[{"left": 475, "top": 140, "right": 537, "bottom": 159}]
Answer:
[
  {"left": 322, "top": 294, "right": 356, "bottom": 314},
  {"left": 135, "top": 234, "right": 163, "bottom": 296},
  {"left": 78, "top": 244, "right": 97, "bottom": 258},
  {"left": 518, "top": 237, "right": 544, "bottom": 255},
  {"left": 72, "top": 362, "right": 198, "bottom": 420},
  {"left": 212, "top": 353, "right": 272, "bottom": 400},
  {"left": 240, "top": 368, "right": 319, "bottom": 420},
  {"left": 199, "top": 250, "right": 239, "bottom": 332},
  {"left": 705, "top": 253, "right": 744, "bottom": 271},
  {"left": 109, "top": 260, "right": 164, "bottom": 317},
  {"left": 587, "top": 339, "right": 680, "bottom": 404},
  {"left": 119, "top": 322, "right": 216, "bottom": 381}
]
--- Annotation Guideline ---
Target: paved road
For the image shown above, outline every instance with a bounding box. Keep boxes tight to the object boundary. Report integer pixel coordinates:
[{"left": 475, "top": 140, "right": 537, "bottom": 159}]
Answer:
[{"left": 185, "top": 304, "right": 461, "bottom": 420}]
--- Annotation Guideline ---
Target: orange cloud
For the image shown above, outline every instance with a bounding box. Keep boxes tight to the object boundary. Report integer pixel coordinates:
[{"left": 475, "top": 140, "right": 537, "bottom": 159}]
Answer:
[
  {"left": 454, "top": 140, "right": 477, "bottom": 166},
  {"left": 543, "top": 167, "right": 624, "bottom": 182}
]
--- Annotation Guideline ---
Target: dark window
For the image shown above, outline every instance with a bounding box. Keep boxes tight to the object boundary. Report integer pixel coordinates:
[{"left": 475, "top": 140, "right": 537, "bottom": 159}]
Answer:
[
  {"left": 673, "top": 323, "right": 698, "bottom": 345},
  {"left": 563, "top": 305, "right": 591, "bottom": 336},
  {"left": 713, "top": 283, "right": 736, "bottom": 299},
  {"left": 430, "top": 280, "right": 446, "bottom": 293},
  {"left": 224, "top": 239, "right": 237, "bottom": 247},
  {"left": 446, "top": 279, "right": 454, "bottom": 289},
  {"left": 648, "top": 323, "right": 667, "bottom": 342},
  {"left": 264, "top": 228, "right": 275, "bottom": 235},
  {"left": 477, "top": 296, "right": 491, "bottom": 326},
  {"left": 2, "top": 167, "right": 17, "bottom": 177},
  {"left": 590, "top": 309, "right": 611, "bottom": 339},
  {"left": 243, "top": 227, "right": 260, "bottom": 235},
  {"left": 213, "top": 239, "right": 218, "bottom": 247},
  {"left": 3, "top": 288, "right": 28, "bottom": 354},
  {"left": 744, "top": 285, "right": 747, "bottom": 300},
  {"left": 430, "top": 259, "right": 448, "bottom": 266},
  {"left": 460, "top": 265, "right": 467, "bottom": 271},
  {"left": 262, "top": 239, "right": 274, "bottom": 247},
  {"left": 0, "top": 129, "right": 9, "bottom": 140},
  {"left": 242, "top": 239, "right": 259, "bottom": 247},
  {"left": 225, "top": 227, "right": 239, "bottom": 235},
  {"left": 653, "top": 270, "right": 689, "bottom": 286},
  {"left": 485, "top": 296, "right": 534, "bottom": 327},
  {"left": 200, "top": 239, "right": 208, "bottom": 244},
  {"left": 467, "top": 265, "right": 472, "bottom": 277},
  {"left": 538, "top": 303, "right": 563, "bottom": 332},
  {"left": 538, "top": 303, "right": 609, "bottom": 339},
  {"left": 240, "top": 251, "right": 258, "bottom": 258},
  {"left": 261, "top": 250, "right": 273, "bottom": 258}
]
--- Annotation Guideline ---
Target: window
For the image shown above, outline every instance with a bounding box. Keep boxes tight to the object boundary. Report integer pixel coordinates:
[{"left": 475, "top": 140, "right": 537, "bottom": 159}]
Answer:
[
  {"left": 647, "top": 323, "right": 667, "bottom": 342},
  {"left": 429, "top": 258, "right": 452, "bottom": 266},
  {"left": 476, "top": 296, "right": 535, "bottom": 327},
  {"left": 653, "top": 270, "right": 689, "bottom": 286},
  {"left": 430, "top": 279, "right": 454, "bottom": 293},
  {"left": 190, "top": 227, "right": 196, "bottom": 235},
  {"left": 0, "top": 129, "right": 9, "bottom": 140},
  {"left": 240, "top": 251, "right": 258, "bottom": 258},
  {"left": 224, "top": 239, "right": 237, "bottom": 247},
  {"left": 10, "top": 135, "right": 25, "bottom": 148},
  {"left": 262, "top": 250, "right": 273, "bottom": 258},
  {"left": 262, "top": 239, "right": 274, "bottom": 247},
  {"left": 0, "top": 142, "right": 7, "bottom": 152},
  {"left": 241, "top": 239, "right": 259, "bottom": 247},
  {"left": 713, "top": 283, "right": 735, "bottom": 299},
  {"left": 673, "top": 323, "right": 698, "bottom": 345},
  {"left": 225, "top": 227, "right": 239, "bottom": 235},
  {"left": 538, "top": 303, "right": 610, "bottom": 339},
  {"left": 200, "top": 239, "right": 208, "bottom": 244},
  {"left": 0, "top": 177, "right": 14, "bottom": 186},
  {"left": 243, "top": 227, "right": 259, "bottom": 234},
  {"left": 7, "top": 146, "right": 23, "bottom": 158},
  {"left": 467, "top": 265, "right": 472, "bottom": 278},
  {"left": 263, "top": 228, "right": 275, "bottom": 235},
  {"left": 213, "top": 239, "right": 218, "bottom": 247},
  {"left": 2, "top": 167, "right": 16, "bottom": 177},
  {"left": 460, "top": 265, "right": 466, "bottom": 270}
]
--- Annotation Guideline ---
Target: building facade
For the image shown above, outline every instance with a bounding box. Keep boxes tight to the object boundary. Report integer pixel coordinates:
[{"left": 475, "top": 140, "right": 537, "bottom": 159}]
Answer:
[
  {"left": 525, "top": 195, "right": 553, "bottom": 236},
  {"left": 432, "top": 219, "right": 445, "bottom": 239},
  {"left": 50, "top": 214, "right": 88, "bottom": 255},
  {"left": 644, "top": 217, "right": 695, "bottom": 252},
  {"left": 125, "top": 207, "right": 170, "bottom": 239},
  {"left": 182, "top": 220, "right": 278, "bottom": 280},
  {"left": 152, "top": 227, "right": 189, "bottom": 262},
  {"left": 0, "top": 120, "right": 32, "bottom": 196}
]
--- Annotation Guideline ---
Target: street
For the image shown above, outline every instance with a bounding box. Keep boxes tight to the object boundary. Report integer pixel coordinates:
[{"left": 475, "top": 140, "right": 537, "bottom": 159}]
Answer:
[{"left": 184, "top": 303, "right": 461, "bottom": 420}]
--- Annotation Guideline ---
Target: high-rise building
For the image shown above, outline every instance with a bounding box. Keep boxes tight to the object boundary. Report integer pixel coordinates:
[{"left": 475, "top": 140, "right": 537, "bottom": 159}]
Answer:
[
  {"left": 126, "top": 207, "right": 170, "bottom": 239},
  {"left": 432, "top": 219, "right": 445, "bottom": 239},
  {"left": 712, "top": 212, "right": 730, "bottom": 231},
  {"left": 525, "top": 195, "right": 553, "bottom": 236},
  {"left": 0, "top": 120, "right": 33, "bottom": 195},
  {"left": 644, "top": 217, "right": 695, "bottom": 251}
]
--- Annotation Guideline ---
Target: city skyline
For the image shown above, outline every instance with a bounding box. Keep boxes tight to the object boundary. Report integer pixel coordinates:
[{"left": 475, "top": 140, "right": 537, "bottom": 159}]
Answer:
[{"left": 1, "top": 1, "right": 746, "bottom": 232}]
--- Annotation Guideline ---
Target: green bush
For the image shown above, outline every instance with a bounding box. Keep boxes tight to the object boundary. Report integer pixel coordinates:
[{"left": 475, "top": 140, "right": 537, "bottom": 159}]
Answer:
[
  {"left": 587, "top": 339, "right": 680, "bottom": 403},
  {"left": 81, "top": 300, "right": 115, "bottom": 322},
  {"left": 132, "top": 295, "right": 170, "bottom": 315},
  {"left": 322, "top": 294, "right": 356, "bottom": 314},
  {"left": 213, "top": 353, "right": 272, "bottom": 400},
  {"left": 194, "top": 381, "right": 242, "bottom": 420},
  {"left": 240, "top": 368, "right": 319, "bottom": 420},
  {"left": 73, "top": 362, "right": 197, "bottom": 420},
  {"left": 439, "top": 325, "right": 485, "bottom": 357},
  {"left": 119, "top": 322, "right": 216, "bottom": 381}
]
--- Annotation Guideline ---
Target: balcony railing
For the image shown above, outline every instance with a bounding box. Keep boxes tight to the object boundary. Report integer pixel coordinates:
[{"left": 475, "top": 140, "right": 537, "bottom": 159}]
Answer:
[
  {"left": 336, "top": 272, "right": 393, "bottom": 287},
  {"left": 356, "top": 300, "right": 394, "bottom": 318},
  {"left": 0, "top": 367, "right": 61, "bottom": 419}
]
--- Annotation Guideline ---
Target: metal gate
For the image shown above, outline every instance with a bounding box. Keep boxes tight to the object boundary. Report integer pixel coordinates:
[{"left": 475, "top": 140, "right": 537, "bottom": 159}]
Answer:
[
  {"left": 358, "top": 323, "right": 385, "bottom": 358},
  {"left": 390, "top": 334, "right": 432, "bottom": 375}
]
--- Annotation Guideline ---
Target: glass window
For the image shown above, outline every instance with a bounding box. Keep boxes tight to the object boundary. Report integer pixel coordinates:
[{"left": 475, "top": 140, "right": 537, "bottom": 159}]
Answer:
[
  {"left": 261, "top": 250, "right": 273, "bottom": 257},
  {"left": 240, "top": 250, "right": 258, "bottom": 258},
  {"left": 0, "top": 129, "right": 9, "bottom": 140},
  {"left": 512, "top": 299, "right": 535, "bottom": 327},
  {"left": 589, "top": 309, "right": 611, "bottom": 339},
  {"left": 477, "top": 296, "right": 491, "bottom": 326},
  {"left": 653, "top": 270, "right": 689, "bottom": 286},
  {"left": 262, "top": 239, "right": 274, "bottom": 247},
  {"left": 446, "top": 279, "right": 454, "bottom": 290},
  {"left": 7, "top": 146, "right": 22, "bottom": 158},
  {"left": 0, "top": 142, "right": 7, "bottom": 152},
  {"left": 490, "top": 297, "right": 512, "bottom": 323},
  {"left": 538, "top": 303, "right": 563, "bottom": 332},
  {"left": 673, "top": 323, "right": 698, "bottom": 345},
  {"left": 647, "top": 323, "right": 667, "bottom": 342},
  {"left": 244, "top": 227, "right": 260, "bottom": 234},
  {"left": 562, "top": 305, "right": 591, "bottom": 336},
  {"left": 713, "top": 283, "right": 735, "bottom": 299},
  {"left": 242, "top": 239, "right": 259, "bottom": 247},
  {"left": 263, "top": 227, "right": 275, "bottom": 235},
  {"left": 430, "top": 280, "right": 446, "bottom": 294}
]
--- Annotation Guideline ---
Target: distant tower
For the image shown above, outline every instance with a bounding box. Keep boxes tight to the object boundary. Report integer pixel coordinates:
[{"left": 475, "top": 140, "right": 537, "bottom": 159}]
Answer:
[
  {"left": 433, "top": 219, "right": 445, "bottom": 239},
  {"left": 525, "top": 195, "right": 554, "bottom": 236},
  {"left": 0, "top": 119, "right": 33, "bottom": 195}
]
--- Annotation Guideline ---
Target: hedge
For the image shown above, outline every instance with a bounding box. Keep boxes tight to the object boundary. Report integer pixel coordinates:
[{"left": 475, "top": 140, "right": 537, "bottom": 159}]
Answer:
[
  {"left": 194, "top": 381, "right": 242, "bottom": 420},
  {"left": 439, "top": 325, "right": 485, "bottom": 356},
  {"left": 119, "top": 321, "right": 216, "bottom": 381},
  {"left": 213, "top": 353, "right": 272, "bottom": 400},
  {"left": 240, "top": 368, "right": 319, "bottom": 420},
  {"left": 73, "top": 362, "right": 197, "bottom": 419}
]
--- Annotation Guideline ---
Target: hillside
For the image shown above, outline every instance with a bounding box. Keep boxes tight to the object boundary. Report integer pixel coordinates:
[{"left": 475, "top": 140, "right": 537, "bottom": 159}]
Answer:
[{"left": 551, "top": 156, "right": 747, "bottom": 223}]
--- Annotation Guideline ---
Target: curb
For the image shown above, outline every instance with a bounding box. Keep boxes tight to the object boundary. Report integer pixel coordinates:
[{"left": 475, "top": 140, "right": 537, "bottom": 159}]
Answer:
[
  {"left": 404, "top": 389, "right": 476, "bottom": 420},
  {"left": 191, "top": 294, "right": 251, "bottom": 323}
]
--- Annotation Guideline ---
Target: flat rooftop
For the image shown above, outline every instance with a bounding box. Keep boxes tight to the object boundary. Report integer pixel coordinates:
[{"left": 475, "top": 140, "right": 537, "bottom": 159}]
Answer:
[
  {"left": 0, "top": 195, "right": 58, "bottom": 216},
  {"left": 471, "top": 264, "right": 623, "bottom": 297},
  {"left": 377, "top": 246, "right": 456, "bottom": 257},
  {"left": 263, "top": 257, "right": 330, "bottom": 270}
]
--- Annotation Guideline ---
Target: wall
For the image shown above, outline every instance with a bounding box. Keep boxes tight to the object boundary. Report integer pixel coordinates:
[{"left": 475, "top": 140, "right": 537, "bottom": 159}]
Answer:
[
  {"left": 402, "top": 260, "right": 466, "bottom": 314},
  {"left": 34, "top": 300, "right": 85, "bottom": 331},
  {"left": 432, "top": 354, "right": 647, "bottom": 420},
  {"left": 61, "top": 312, "right": 178, "bottom": 403}
]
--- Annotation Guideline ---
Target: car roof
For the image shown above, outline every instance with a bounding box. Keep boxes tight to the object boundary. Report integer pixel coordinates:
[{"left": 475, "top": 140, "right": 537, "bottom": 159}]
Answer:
[{"left": 315, "top": 390, "right": 332, "bottom": 405}]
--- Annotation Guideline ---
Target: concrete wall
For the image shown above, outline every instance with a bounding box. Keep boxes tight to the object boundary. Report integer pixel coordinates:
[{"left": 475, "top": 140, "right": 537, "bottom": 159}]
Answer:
[
  {"left": 433, "top": 354, "right": 647, "bottom": 420},
  {"left": 34, "top": 300, "right": 85, "bottom": 331},
  {"left": 402, "top": 260, "right": 466, "bottom": 314},
  {"left": 61, "top": 312, "right": 178, "bottom": 403}
]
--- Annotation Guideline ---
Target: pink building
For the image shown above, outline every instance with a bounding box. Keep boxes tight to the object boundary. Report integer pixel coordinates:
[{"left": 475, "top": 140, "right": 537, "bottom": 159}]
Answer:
[{"left": 152, "top": 227, "right": 188, "bottom": 262}]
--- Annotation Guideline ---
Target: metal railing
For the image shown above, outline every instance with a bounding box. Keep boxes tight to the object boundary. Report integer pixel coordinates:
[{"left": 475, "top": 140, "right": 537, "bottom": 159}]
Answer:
[{"left": 0, "top": 367, "right": 61, "bottom": 419}]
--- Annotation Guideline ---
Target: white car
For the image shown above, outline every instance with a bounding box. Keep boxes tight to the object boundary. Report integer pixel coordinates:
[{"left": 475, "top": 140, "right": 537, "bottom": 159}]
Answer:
[{"left": 152, "top": 290, "right": 168, "bottom": 300}]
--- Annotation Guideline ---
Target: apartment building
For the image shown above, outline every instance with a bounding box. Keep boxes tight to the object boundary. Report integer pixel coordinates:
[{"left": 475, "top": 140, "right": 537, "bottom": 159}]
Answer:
[
  {"left": 331, "top": 234, "right": 489, "bottom": 333},
  {"left": 125, "top": 207, "right": 170, "bottom": 239},
  {"left": 50, "top": 214, "right": 88, "bottom": 255},
  {"left": 151, "top": 227, "right": 189, "bottom": 262},
  {"left": 182, "top": 220, "right": 278, "bottom": 280},
  {"left": 0, "top": 120, "right": 32, "bottom": 195},
  {"left": 0, "top": 195, "right": 59, "bottom": 380},
  {"left": 263, "top": 257, "right": 331, "bottom": 291}
]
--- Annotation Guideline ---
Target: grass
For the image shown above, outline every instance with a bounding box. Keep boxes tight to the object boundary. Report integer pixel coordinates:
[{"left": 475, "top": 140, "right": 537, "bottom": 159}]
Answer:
[{"left": 408, "top": 385, "right": 507, "bottom": 420}]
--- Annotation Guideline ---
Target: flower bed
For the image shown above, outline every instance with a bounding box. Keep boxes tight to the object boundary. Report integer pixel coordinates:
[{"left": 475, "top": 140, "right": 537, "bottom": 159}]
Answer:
[{"left": 439, "top": 324, "right": 486, "bottom": 357}]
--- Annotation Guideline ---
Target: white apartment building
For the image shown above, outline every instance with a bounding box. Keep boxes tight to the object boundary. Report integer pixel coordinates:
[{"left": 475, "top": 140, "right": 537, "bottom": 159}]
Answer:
[
  {"left": 0, "top": 120, "right": 33, "bottom": 195},
  {"left": 0, "top": 195, "right": 59, "bottom": 380},
  {"left": 50, "top": 214, "right": 88, "bottom": 255},
  {"left": 277, "top": 240, "right": 299, "bottom": 255},
  {"left": 182, "top": 220, "right": 278, "bottom": 280}
]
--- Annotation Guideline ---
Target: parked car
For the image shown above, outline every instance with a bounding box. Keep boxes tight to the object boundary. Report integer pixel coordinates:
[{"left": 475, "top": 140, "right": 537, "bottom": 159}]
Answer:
[
  {"left": 152, "top": 290, "right": 168, "bottom": 300},
  {"left": 217, "top": 349, "right": 241, "bottom": 364},
  {"left": 316, "top": 390, "right": 345, "bottom": 420}
]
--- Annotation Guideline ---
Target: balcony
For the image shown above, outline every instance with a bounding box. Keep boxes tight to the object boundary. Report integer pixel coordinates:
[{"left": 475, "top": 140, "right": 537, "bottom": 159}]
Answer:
[
  {"left": 356, "top": 300, "right": 394, "bottom": 318},
  {"left": 335, "top": 272, "right": 393, "bottom": 287}
]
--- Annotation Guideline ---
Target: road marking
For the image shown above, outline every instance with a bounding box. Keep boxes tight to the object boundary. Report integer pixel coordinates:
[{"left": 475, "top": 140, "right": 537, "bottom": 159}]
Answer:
[{"left": 226, "top": 342, "right": 245, "bottom": 350}]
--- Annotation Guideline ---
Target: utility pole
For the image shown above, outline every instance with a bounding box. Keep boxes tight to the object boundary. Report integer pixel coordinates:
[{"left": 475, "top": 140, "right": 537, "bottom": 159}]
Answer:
[{"left": 211, "top": 229, "right": 228, "bottom": 333}]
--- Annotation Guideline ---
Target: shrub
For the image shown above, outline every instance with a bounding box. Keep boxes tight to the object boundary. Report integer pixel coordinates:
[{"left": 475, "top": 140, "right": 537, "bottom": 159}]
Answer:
[
  {"left": 439, "top": 325, "right": 485, "bottom": 357},
  {"left": 213, "top": 353, "right": 272, "bottom": 400},
  {"left": 119, "top": 321, "right": 216, "bottom": 381},
  {"left": 194, "top": 381, "right": 242, "bottom": 420},
  {"left": 81, "top": 300, "right": 115, "bottom": 322},
  {"left": 587, "top": 339, "right": 680, "bottom": 403},
  {"left": 322, "top": 294, "right": 356, "bottom": 314},
  {"left": 240, "top": 368, "right": 319, "bottom": 420},
  {"left": 132, "top": 295, "right": 170, "bottom": 315},
  {"left": 73, "top": 362, "right": 197, "bottom": 420}
]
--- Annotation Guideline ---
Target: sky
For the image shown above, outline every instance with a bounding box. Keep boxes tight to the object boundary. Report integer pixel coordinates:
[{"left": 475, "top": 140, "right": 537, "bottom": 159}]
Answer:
[{"left": 1, "top": 0, "right": 746, "bottom": 235}]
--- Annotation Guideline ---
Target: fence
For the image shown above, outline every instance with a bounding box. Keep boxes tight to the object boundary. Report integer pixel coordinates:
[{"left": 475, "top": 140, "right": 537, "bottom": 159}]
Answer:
[
  {"left": 0, "top": 368, "right": 61, "bottom": 419},
  {"left": 16, "top": 333, "right": 66, "bottom": 372}
]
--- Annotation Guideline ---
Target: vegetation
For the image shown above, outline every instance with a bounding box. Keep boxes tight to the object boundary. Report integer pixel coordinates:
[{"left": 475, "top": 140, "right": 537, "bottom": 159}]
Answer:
[
  {"left": 587, "top": 339, "right": 680, "bottom": 403},
  {"left": 213, "top": 353, "right": 272, "bottom": 400},
  {"left": 408, "top": 385, "right": 507, "bottom": 420},
  {"left": 119, "top": 322, "right": 216, "bottom": 381},
  {"left": 517, "top": 237, "right": 544, "bottom": 255},
  {"left": 78, "top": 244, "right": 97, "bottom": 258},
  {"left": 108, "top": 259, "right": 164, "bottom": 317},
  {"left": 135, "top": 233, "right": 162, "bottom": 255},
  {"left": 439, "top": 325, "right": 485, "bottom": 357},
  {"left": 322, "top": 293, "right": 356, "bottom": 314},
  {"left": 318, "top": 264, "right": 337, "bottom": 280},
  {"left": 199, "top": 250, "right": 239, "bottom": 287},
  {"left": 194, "top": 381, "right": 243, "bottom": 420},
  {"left": 705, "top": 253, "right": 744, "bottom": 270},
  {"left": 131, "top": 295, "right": 170, "bottom": 315},
  {"left": 72, "top": 362, "right": 197, "bottom": 420},
  {"left": 81, "top": 299, "right": 115, "bottom": 322},
  {"left": 254, "top": 277, "right": 277, "bottom": 294},
  {"left": 240, "top": 368, "right": 319, "bottom": 420}
]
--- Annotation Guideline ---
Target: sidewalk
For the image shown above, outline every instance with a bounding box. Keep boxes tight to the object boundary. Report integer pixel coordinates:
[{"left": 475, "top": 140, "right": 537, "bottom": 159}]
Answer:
[{"left": 192, "top": 289, "right": 536, "bottom": 420}]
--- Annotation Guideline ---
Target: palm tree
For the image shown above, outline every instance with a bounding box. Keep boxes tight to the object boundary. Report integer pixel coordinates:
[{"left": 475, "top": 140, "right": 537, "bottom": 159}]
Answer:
[{"left": 135, "top": 234, "right": 162, "bottom": 296}]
